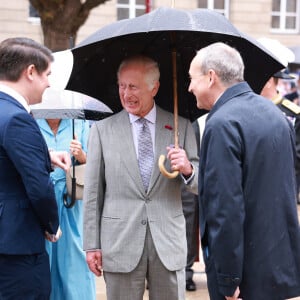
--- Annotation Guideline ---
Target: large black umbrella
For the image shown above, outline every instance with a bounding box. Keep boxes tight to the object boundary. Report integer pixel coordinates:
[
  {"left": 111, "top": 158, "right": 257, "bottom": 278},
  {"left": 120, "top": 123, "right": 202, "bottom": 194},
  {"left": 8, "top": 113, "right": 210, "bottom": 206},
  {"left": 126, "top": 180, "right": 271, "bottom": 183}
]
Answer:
[
  {"left": 66, "top": 6, "right": 284, "bottom": 123},
  {"left": 66, "top": 6, "right": 284, "bottom": 178}
]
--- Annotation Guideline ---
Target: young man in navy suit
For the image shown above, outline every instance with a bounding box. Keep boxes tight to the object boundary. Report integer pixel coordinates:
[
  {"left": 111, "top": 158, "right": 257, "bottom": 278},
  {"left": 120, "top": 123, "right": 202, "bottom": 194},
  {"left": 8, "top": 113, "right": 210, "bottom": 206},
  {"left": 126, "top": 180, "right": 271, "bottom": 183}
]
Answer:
[{"left": 0, "top": 37, "right": 70, "bottom": 299}]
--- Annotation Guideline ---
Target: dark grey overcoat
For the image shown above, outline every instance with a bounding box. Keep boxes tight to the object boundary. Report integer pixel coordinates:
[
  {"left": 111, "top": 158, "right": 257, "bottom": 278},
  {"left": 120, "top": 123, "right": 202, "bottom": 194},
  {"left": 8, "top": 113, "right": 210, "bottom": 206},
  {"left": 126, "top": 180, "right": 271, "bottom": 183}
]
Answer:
[{"left": 199, "top": 82, "right": 300, "bottom": 300}]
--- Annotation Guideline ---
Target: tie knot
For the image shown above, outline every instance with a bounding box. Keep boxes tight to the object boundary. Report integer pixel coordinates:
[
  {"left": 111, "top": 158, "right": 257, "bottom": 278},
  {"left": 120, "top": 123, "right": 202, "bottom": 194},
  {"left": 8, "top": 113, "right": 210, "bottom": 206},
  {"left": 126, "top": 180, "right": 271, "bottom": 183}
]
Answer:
[
  {"left": 137, "top": 118, "right": 150, "bottom": 131},
  {"left": 138, "top": 118, "right": 147, "bottom": 125}
]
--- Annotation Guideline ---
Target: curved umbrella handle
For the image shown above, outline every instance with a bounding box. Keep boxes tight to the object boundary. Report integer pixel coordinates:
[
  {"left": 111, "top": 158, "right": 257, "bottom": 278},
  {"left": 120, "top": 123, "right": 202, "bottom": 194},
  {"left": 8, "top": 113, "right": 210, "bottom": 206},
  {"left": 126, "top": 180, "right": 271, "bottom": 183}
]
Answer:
[{"left": 158, "top": 154, "right": 179, "bottom": 179}]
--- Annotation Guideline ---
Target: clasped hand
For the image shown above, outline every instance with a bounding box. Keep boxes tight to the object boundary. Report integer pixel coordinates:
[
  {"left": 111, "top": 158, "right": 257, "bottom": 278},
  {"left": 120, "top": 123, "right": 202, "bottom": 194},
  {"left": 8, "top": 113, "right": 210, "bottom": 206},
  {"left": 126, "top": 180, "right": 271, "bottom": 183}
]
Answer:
[
  {"left": 166, "top": 146, "right": 193, "bottom": 177},
  {"left": 86, "top": 250, "right": 102, "bottom": 277}
]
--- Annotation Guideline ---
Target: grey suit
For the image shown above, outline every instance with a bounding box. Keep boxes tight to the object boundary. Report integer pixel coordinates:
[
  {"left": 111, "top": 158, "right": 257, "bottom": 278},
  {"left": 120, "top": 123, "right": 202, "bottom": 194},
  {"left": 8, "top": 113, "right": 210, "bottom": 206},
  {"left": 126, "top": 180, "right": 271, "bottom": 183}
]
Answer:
[{"left": 83, "top": 106, "right": 198, "bottom": 297}]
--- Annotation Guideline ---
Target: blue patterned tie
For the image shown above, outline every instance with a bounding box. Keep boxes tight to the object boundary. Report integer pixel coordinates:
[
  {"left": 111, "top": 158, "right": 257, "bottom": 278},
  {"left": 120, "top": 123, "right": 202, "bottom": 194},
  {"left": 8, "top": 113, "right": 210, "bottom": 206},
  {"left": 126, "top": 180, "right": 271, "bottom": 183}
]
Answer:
[{"left": 137, "top": 118, "right": 154, "bottom": 191}]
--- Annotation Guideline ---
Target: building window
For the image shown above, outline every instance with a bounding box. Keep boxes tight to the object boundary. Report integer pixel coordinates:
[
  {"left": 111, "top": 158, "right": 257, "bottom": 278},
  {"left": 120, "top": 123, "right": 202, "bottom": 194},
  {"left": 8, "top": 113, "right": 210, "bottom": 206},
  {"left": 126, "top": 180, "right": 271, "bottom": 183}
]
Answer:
[
  {"left": 271, "top": 0, "right": 299, "bottom": 33},
  {"left": 117, "top": 0, "right": 146, "bottom": 20},
  {"left": 198, "top": 0, "right": 230, "bottom": 18},
  {"left": 28, "top": 4, "right": 41, "bottom": 25}
]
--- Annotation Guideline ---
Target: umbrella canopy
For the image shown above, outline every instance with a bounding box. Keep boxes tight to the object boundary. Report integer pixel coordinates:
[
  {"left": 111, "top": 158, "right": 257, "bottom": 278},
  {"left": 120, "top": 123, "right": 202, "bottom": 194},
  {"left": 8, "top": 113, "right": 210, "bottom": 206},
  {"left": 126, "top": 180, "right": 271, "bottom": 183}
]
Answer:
[
  {"left": 66, "top": 6, "right": 284, "bottom": 122},
  {"left": 30, "top": 88, "right": 112, "bottom": 120},
  {"left": 257, "top": 37, "right": 295, "bottom": 68},
  {"left": 30, "top": 49, "right": 112, "bottom": 120}
]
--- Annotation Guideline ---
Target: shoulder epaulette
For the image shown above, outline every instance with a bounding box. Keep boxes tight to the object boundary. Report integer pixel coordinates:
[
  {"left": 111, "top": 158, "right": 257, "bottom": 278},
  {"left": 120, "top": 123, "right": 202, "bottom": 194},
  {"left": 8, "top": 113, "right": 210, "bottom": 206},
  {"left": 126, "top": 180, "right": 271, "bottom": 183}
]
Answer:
[
  {"left": 281, "top": 99, "right": 300, "bottom": 115},
  {"left": 272, "top": 94, "right": 283, "bottom": 105}
]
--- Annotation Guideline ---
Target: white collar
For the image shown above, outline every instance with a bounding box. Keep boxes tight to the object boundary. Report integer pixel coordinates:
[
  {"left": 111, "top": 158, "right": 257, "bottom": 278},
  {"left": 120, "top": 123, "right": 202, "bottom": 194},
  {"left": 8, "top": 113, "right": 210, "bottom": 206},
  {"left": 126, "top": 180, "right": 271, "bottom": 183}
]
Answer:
[
  {"left": 129, "top": 103, "right": 156, "bottom": 124},
  {"left": 0, "top": 84, "right": 30, "bottom": 113}
]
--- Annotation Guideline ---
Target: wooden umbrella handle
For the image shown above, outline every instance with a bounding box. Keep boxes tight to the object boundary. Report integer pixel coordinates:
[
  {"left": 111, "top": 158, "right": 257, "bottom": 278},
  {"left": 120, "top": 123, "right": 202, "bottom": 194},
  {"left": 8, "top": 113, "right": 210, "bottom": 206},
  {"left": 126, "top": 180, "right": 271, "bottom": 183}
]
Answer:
[
  {"left": 158, "top": 47, "right": 179, "bottom": 179},
  {"left": 158, "top": 155, "right": 179, "bottom": 178}
]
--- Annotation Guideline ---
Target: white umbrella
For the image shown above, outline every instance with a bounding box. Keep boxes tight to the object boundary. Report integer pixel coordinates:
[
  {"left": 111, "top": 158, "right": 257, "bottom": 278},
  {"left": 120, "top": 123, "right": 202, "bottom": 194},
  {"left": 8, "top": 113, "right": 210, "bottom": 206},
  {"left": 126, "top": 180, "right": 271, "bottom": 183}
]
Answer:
[
  {"left": 30, "top": 50, "right": 112, "bottom": 208},
  {"left": 31, "top": 49, "right": 112, "bottom": 120},
  {"left": 30, "top": 88, "right": 112, "bottom": 120}
]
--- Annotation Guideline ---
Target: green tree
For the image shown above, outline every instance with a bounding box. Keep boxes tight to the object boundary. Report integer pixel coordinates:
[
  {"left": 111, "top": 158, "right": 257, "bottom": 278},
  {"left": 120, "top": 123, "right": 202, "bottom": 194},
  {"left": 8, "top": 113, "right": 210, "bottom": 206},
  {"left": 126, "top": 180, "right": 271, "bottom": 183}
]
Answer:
[{"left": 29, "top": 0, "right": 109, "bottom": 51}]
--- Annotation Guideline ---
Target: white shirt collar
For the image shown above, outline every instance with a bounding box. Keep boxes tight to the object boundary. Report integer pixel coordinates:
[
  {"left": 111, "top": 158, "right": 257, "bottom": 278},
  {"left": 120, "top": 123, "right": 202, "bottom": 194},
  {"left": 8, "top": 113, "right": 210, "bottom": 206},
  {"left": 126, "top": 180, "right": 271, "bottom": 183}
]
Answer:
[
  {"left": 129, "top": 103, "right": 156, "bottom": 124},
  {"left": 0, "top": 84, "right": 30, "bottom": 113}
]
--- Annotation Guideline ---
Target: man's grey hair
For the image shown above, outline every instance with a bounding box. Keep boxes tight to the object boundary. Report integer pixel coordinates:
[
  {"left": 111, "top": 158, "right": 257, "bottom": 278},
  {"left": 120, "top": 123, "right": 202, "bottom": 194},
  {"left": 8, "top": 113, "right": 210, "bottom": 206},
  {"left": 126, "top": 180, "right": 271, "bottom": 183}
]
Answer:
[
  {"left": 117, "top": 55, "right": 160, "bottom": 90},
  {"left": 197, "top": 42, "right": 244, "bottom": 86}
]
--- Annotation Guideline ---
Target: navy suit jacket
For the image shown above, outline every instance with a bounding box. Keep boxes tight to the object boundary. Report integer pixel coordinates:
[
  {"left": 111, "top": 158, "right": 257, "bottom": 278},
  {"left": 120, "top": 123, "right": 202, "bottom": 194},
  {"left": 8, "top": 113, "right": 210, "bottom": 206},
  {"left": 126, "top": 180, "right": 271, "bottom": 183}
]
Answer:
[
  {"left": 0, "top": 91, "right": 59, "bottom": 255},
  {"left": 199, "top": 82, "right": 300, "bottom": 299}
]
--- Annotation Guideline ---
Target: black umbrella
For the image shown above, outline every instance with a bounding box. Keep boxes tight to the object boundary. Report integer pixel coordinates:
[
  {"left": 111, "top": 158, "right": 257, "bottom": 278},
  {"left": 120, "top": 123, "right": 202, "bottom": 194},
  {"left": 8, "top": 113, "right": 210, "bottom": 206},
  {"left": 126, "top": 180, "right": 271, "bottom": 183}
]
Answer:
[
  {"left": 66, "top": 6, "right": 284, "bottom": 121},
  {"left": 66, "top": 6, "right": 284, "bottom": 177}
]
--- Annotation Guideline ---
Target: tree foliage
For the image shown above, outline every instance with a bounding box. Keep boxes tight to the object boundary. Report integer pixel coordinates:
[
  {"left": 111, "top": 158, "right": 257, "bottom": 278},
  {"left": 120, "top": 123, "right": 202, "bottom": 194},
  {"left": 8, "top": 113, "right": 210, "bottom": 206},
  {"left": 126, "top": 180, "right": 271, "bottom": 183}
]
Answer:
[{"left": 29, "top": 0, "right": 109, "bottom": 51}]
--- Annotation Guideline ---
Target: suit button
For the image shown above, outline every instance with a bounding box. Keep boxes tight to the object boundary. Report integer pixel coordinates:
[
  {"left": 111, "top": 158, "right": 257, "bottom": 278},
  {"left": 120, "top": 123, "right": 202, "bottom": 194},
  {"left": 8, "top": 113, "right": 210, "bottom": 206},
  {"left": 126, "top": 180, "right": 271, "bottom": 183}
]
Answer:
[
  {"left": 141, "top": 220, "right": 147, "bottom": 225},
  {"left": 232, "top": 278, "right": 240, "bottom": 283}
]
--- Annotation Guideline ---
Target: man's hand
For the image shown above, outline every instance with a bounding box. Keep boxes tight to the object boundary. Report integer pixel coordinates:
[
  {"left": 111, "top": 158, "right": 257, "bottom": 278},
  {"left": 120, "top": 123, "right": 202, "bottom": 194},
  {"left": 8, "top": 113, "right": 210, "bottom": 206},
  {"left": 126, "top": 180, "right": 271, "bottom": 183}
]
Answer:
[
  {"left": 166, "top": 146, "right": 193, "bottom": 177},
  {"left": 49, "top": 150, "right": 71, "bottom": 171},
  {"left": 225, "top": 287, "right": 242, "bottom": 300},
  {"left": 86, "top": 250, "right": 102, "bottom": 277},
  {"left": 45, "top": 227, "right": 62, "bottom": 242}
]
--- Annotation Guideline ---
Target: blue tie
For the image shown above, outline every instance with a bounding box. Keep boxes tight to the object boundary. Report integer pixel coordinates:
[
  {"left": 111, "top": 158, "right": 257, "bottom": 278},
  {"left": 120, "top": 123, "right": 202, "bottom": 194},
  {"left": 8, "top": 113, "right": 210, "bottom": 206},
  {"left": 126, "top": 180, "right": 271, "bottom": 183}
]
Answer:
[{"left": 137, "top": 118, "right": 154, "bottom": 191}]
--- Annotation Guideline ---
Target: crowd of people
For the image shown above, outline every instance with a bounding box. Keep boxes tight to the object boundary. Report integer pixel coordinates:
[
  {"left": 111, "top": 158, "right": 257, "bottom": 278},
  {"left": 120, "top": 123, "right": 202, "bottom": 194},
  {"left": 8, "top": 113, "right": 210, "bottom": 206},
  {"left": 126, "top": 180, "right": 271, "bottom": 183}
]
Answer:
[{"left": 1, "top": 36, "right": 300, "bottom": 300}]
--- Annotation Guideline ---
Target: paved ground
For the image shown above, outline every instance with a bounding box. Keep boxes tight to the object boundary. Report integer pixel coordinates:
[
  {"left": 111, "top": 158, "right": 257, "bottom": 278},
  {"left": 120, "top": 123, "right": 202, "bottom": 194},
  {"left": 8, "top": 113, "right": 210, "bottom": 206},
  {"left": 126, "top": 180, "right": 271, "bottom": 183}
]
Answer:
[{"left": 95, "top": 205, "right": 300, "bottom": 299}]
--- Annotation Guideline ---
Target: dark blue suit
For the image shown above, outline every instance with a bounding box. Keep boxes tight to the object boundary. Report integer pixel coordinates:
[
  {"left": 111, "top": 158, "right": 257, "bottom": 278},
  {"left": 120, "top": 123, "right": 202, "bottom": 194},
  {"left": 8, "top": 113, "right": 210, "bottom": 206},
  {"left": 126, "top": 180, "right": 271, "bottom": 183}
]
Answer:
[
  {"left": 199, "top": 82, "right": 300, "bottom": 300},
  {"left": 0, "top": 91, "right": 59, "bottom": 299}
]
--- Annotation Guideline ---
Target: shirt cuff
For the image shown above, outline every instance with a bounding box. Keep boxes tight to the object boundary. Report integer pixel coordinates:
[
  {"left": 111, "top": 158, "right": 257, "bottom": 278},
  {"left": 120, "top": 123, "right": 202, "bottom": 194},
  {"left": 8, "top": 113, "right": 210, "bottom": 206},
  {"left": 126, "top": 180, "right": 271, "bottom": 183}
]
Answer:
[{"left": 180, "top": 164, "right": 195, "bottom": 185}]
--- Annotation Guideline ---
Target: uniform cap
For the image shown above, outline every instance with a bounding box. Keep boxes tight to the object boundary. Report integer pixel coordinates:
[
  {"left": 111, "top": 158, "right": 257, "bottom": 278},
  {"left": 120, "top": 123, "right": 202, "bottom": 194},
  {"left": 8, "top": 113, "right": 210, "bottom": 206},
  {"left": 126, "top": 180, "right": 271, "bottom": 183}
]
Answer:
[{"left": 273, "top": 71, "right": 294, "bottom": 80}]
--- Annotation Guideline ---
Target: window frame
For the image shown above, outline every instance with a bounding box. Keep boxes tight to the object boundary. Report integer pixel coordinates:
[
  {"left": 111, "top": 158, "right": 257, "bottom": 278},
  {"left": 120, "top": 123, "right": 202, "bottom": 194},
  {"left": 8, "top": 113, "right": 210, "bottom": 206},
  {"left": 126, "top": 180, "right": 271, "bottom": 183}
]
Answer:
[
  {"left": 198, "top": 0, "right": 230, "bottom": 18},
  {"left": 116, "top": 0, "right": 146, "bottom": 20},
  {"left": 271, "top": 0, "right": 299, "bottom": 33},
  {"left": 28, "top": 3, "right": 41, "bottom": 25}
]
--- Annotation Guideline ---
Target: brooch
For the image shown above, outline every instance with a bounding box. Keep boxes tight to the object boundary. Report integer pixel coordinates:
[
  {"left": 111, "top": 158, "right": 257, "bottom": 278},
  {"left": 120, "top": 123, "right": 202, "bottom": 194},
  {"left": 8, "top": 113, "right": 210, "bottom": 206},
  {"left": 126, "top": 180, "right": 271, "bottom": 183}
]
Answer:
[{"left": 164, "top": 124, "right": 173, "bottom": 130}]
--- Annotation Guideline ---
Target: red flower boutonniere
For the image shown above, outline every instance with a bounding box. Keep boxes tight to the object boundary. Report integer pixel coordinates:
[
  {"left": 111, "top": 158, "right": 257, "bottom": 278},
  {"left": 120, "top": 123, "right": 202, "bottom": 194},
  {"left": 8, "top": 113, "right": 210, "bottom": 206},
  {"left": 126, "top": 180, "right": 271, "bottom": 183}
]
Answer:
[{"left": 164, "top": 124, "right": 173, "bottom": 130}]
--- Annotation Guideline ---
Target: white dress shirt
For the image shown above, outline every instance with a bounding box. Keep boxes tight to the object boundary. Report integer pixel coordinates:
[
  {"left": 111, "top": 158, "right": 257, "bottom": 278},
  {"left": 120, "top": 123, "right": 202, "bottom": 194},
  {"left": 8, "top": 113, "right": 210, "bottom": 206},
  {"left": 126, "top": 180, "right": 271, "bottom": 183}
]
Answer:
[
  {"left": 129, "top": 104, "right": 156, "bottom": 158},
  {"left": 0, "top": 84, "right": 30, "bottom": 113}
]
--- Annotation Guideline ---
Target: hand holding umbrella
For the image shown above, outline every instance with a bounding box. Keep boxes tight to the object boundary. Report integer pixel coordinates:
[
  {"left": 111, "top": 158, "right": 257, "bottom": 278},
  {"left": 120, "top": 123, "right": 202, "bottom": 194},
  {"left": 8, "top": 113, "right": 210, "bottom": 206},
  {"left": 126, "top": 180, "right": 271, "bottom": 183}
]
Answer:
[
  {"left": 164, "top": 146, "right": 194, "bottom": 178},
  {"left": 70, "top": 135, "right": 86, "bottom": 164}
]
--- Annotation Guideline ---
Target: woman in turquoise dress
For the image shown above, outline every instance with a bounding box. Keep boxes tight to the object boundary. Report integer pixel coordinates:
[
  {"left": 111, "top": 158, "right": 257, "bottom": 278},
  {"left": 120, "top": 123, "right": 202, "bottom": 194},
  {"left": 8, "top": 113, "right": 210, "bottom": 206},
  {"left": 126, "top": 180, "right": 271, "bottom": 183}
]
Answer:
[{"left": 37, "top": 118, "right": 95, "bottom": 300}]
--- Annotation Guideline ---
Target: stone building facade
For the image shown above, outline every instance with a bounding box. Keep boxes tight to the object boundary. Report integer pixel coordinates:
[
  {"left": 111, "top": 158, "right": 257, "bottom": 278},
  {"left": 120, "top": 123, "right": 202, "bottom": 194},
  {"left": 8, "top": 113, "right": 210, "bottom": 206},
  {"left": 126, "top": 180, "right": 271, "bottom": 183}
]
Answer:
[{"left": 0, "top": 1, "right": 299, "bottom": 48}]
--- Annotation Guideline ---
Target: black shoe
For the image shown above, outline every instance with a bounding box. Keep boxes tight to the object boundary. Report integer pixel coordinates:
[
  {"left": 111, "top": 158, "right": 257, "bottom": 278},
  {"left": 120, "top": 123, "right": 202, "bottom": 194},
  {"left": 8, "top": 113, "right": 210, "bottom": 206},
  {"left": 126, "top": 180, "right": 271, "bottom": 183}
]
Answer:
[{"left": 186, "top": 279, "right": 196, "bottom": 291}]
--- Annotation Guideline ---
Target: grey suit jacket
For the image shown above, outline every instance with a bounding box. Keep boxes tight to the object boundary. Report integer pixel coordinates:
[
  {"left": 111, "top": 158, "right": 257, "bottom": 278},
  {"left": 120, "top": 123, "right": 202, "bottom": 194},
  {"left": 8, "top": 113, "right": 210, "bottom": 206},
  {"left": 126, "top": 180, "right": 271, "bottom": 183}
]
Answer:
[{"left": 83, "top": 106, "right": 198, "bottom": 272}]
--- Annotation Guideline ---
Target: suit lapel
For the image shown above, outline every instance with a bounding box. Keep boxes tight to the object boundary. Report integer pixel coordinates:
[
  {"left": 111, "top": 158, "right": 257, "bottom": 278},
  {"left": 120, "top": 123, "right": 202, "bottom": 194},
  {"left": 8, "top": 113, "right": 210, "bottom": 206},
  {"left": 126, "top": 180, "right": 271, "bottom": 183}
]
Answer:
[
  {"left": 115, "top": 108, "right": 175, "bottom": 194},
  {"left": 115, "top": 111, "right": 145, "bottom": 194},
  {"left": 148, "top": 107, "right": 175, "bottom": 192}
]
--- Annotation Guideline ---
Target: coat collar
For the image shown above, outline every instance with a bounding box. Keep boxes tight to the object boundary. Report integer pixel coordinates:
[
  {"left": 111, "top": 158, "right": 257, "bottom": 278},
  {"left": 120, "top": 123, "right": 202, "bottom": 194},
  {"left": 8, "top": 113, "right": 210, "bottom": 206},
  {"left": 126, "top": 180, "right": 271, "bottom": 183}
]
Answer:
[
  {"left": 0, "top": 85, "right": 30, "bottom": 112},
  {"left": 0, "top": 90, "right": 28, "bottom": 113},
  {"left": 207, "top": 82, "right": 253, "bottom": 122}
]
